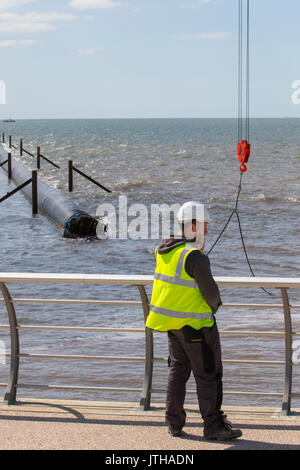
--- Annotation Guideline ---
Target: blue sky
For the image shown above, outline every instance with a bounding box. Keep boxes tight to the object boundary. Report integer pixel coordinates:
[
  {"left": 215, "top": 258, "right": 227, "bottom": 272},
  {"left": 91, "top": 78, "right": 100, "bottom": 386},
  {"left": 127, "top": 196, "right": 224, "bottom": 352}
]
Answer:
[{"left": 0, "top": 0, "right": 299, "bottom": 119}]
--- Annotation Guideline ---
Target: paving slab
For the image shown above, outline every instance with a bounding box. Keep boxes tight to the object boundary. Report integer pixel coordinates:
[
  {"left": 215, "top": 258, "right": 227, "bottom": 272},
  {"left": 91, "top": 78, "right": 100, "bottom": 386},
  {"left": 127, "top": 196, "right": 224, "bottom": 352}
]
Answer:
[{"left": 0, "top": 399, "right": 299, "bottom": 450}]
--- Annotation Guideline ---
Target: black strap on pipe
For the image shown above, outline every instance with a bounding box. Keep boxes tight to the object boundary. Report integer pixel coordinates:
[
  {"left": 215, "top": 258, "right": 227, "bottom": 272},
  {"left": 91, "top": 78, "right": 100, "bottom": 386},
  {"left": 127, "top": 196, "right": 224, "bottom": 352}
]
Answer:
[
  {"left": 22, "top": 147, "right": 36, "bottom": 158},
  {"left": 0, "top": 178, "right": 32, "bottom": 204},
  {"left": 72, "top": 165, "right": 112, "bottom": 193},
  {"left": 22, "top": 146, "right": 60, "bottom": 169},
  {"left": 39, "top": 152, "right": 60, "bottom": 169}
]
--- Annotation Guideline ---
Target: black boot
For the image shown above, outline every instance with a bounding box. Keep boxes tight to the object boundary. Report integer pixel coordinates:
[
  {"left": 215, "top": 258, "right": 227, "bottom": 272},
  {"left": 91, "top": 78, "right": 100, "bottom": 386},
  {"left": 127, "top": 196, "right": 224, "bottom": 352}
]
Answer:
[{"left": 204, "top": 415, "right": 242, "bottom": 441}]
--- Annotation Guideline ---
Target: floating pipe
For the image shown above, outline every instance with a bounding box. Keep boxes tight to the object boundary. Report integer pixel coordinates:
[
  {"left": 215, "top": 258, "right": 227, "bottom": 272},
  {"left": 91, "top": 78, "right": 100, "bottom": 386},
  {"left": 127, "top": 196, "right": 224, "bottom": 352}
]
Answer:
[{"left": 0, "top": 143, "right": 105, "bottom": 239}]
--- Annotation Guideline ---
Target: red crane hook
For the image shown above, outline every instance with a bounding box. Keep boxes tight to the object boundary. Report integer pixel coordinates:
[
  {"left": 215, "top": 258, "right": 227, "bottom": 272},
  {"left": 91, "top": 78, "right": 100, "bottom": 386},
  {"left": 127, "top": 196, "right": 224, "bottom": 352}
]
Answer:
[{"left": 237, "top": 139, "right": 251, "bottom": 173}]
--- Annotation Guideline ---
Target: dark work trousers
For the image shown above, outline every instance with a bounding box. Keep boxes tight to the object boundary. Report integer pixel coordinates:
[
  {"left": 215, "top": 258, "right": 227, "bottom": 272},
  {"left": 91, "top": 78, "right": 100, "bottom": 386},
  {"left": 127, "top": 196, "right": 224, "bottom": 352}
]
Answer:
[{"left": 166, "top": 321, "right": 223, "bottom": 433}]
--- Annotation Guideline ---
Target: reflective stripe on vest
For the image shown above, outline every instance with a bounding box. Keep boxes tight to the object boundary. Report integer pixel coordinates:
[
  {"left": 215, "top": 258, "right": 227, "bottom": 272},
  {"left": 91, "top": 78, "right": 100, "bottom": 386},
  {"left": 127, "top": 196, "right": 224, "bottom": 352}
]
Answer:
[
  {"left": 154, "top": 272, "right": 197, "bottom": 288},
  {"left": 154, "top": 246, "right": 198, "bottom": 287},
  {"left": 149, "top": 304, "right": 213, "bottom": 321}
]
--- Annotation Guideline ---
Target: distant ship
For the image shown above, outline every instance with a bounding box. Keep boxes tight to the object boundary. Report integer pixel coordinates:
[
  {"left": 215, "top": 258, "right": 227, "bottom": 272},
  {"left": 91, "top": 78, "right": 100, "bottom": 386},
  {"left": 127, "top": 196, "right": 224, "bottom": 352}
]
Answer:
[{"left": 2, "top": 119, "right": 16, "bottom": 123}]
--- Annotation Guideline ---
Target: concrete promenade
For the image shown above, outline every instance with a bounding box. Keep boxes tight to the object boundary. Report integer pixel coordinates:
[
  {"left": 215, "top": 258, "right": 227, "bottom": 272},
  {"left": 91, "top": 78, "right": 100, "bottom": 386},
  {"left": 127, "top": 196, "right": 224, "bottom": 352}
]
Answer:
[{"left": 0, "top": 399, "right": 300, "bottom": 450}]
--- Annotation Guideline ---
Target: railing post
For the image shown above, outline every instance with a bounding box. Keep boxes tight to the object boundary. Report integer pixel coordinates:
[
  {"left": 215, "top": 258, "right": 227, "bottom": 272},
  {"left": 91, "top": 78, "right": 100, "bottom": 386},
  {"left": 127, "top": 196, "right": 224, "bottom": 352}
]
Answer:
[
  {"left": 0, "top": 283, "right": 19, "bottom": 404},
  {"left": 68, "top": 160, "right": 73, "bottom": 192},
  {"left": 138, "top": 285, "right": 153, "bottom": 411},
  {"left": 20, "top": 138, "right": 23, "bottom": 156},
  {"left": 2, "top": 132, "right": 4, "bottom": 143},
  {"left": 281, "top": 288, "right": 293, "bottom": 415},
  {"left": 32, "top": 170, "right": 38, "bottom": 215}
]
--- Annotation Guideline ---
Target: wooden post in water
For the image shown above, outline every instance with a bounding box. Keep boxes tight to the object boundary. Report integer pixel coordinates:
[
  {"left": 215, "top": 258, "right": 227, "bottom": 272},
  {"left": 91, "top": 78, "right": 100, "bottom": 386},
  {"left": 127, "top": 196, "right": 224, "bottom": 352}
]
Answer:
[
  {"left": 32, "top": 170, "right": 38, "bottom": 215},
  {"left": 2, "top": 132, "right": 4, "bottom": 143},
  {"left": 37, "top": 146, "right": 41, "bottom": 169},
  {"left": 68, "top": 160, "right": 73, "bottom": 192},
  {"left": 9, "top": 135, "right": 11, "bottom": 149},
  {"left": 8, "top": 153, "right": 12, "bottom": 180}
]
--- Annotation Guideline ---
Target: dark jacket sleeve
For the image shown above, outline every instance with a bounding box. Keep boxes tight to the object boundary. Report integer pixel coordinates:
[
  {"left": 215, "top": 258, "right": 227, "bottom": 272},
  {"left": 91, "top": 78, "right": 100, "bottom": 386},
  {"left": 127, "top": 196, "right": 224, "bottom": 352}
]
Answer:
[{"left": 185, "top": 251, "right": 222, "bottom": 314}]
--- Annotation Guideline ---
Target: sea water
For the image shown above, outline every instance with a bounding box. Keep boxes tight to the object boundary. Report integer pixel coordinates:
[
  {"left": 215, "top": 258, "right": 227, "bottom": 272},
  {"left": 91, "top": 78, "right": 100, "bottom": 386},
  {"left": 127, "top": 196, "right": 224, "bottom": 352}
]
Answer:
[{"left": 0, "top": 118, "right": 299, "bottom": 407}]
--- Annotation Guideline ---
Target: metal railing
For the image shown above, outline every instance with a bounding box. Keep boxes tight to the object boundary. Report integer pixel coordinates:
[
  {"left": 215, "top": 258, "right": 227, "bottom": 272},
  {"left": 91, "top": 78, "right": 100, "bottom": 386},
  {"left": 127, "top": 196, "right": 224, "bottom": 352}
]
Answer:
[{"left": 0, "top": 273, "right": 299, "bottom": 415}]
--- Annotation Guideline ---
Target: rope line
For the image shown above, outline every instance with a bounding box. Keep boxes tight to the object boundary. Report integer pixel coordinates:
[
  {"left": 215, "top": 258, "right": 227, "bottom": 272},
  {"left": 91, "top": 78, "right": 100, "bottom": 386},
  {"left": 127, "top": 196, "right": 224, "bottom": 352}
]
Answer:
[
  {"left": 207, "top": 173, "right": 243, "bottom": 256},
  {"left": 207, "top": 168, "right": 274, "bottom": 296}
]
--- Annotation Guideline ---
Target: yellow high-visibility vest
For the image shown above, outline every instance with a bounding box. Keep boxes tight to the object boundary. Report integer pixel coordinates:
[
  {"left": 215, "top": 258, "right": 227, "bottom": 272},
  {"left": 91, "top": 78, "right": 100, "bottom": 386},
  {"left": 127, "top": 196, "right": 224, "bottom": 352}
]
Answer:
[{"left": 146, "top": 244, "right": 214, "bottom": 332}]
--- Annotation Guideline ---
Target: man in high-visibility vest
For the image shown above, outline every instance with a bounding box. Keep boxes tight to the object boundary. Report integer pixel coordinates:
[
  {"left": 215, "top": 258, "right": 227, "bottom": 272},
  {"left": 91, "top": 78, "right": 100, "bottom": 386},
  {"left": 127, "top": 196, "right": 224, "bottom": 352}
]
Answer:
[{"left": 146, "top": 201, "right": 242, "bottom": 441}]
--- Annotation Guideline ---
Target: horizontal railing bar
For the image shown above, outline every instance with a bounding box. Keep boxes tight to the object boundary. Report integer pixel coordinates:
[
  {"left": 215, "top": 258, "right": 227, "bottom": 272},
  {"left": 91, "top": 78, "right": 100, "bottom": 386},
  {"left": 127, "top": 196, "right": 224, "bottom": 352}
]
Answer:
[
  {"left": 151, "top": 389, "right": 283, "bottom": 397},
  {"left": 16, "top": 353, "right": 145, "bottom": 362},
  {"left": 1, "top": 298, "right": 299, "bottom": 309},
  {"left": 0, "top": 298, "right": 142, "bottom": 306},
  {"left": 216, "top": 391, "right": 284, "bottom": 397},
  {"left": 2, "top": 381, "right": 284, "bottom": 397},
  {"left": 0, "top": 273, "right": 300, "bottom": 288},
  {"left": 4, "top": 382, "right": 283, "bottom": 397},
  {"left": 0, "top": 273, "right": 154, "bottom": 285},
  {"left": 223, "top": 359, "right": 285, "bottom": 365},
  {"left": 1, "top": 324, "right": 298, "bottom": 338},
  {"left": 221, "top": 303, "right": 300, "bottom": 309},
  {"left": 1, "top": 299, "right": 300, "bottom": 313},
  {"left": 220, "top": 330, "right": 285, "bottom": 337},
  {"left": 0, "top": 324, "right": 142, "bottom": 332},
  {"left": 12, "top": 326, "right": 285, "bottom": 336},
  {"left": 2, "top": 325, "right": 300, "bottom": 343},
  {"left": 1, "top": 323, "right": 298, "bottom": 338},
  {"left": 1, "top": 298, "right": 300, "bottom": 310},
  {"left": 153, "top": 357, "right": 285, "bottom": 365},
  {"left": 15, "top": 325, "right": 144, "bottom": 333},
  {"left": 16, "top": 383, "right": 141, "bottom": 392}
]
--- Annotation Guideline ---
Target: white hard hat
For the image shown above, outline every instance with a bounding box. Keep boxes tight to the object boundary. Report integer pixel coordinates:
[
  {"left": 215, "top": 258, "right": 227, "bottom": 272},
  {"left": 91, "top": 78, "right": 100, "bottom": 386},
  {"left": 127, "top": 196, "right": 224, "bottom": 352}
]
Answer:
[{"left": 177, "top": 201, "right": 210, "bottom": 224}]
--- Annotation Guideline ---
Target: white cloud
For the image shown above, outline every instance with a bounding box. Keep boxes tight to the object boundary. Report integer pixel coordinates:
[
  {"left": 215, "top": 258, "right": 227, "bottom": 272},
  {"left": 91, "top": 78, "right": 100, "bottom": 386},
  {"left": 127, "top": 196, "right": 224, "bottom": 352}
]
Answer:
[
  {"left": 0, "top": 22, "right": 55, "bottom": 33},
  {"left": 0, "top": 39, "right": 39, "bottom": 47},
  {"left": 77, "top": 47, "right": 104, "bottom": 56},
  {"left": 0, "top": 0, "right": 38, "bottom": 10},
  {"left": 0, "top": 11, "right": 76, "bottom": 34},
  {"left": 0, "top": 0, "right": 119, "bottom": 38},
  {"left": 69, "top": 0, "right": 124, "bottom": 10},
  {"left": 0, "top": 12, "right": 76, "bottom": 22}
]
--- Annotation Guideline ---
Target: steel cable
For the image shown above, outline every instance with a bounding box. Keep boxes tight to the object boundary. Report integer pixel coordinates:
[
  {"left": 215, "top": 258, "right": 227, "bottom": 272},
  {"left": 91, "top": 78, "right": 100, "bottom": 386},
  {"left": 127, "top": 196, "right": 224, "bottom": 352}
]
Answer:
[{"left": 206, "top": 0, "right": 274, "bottom": 296}]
